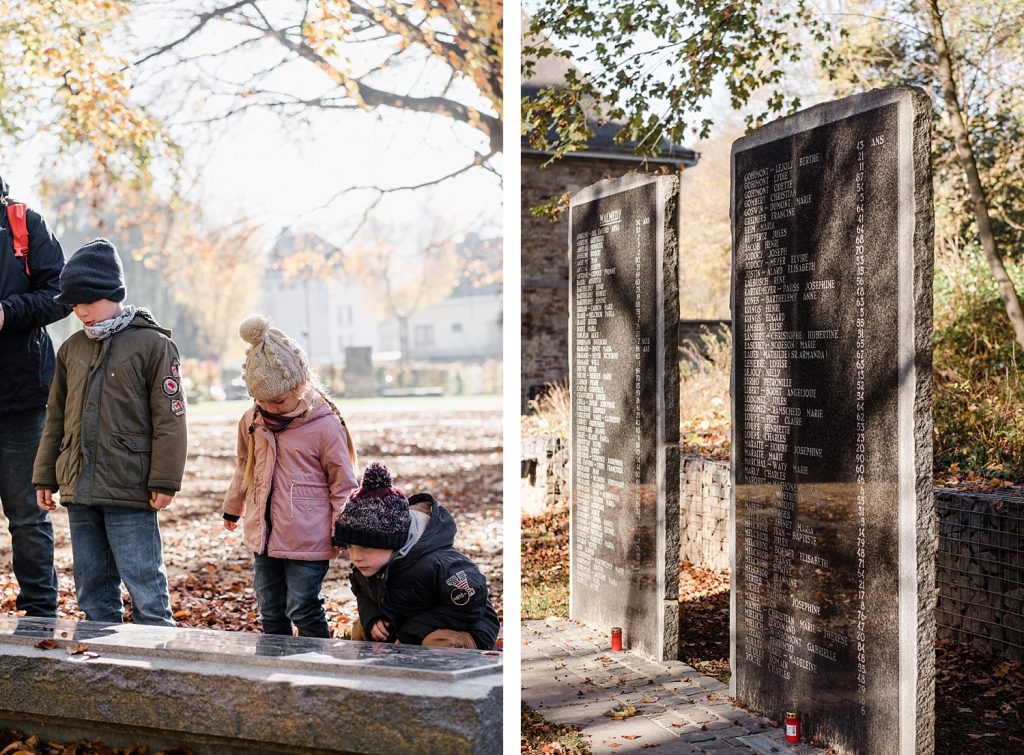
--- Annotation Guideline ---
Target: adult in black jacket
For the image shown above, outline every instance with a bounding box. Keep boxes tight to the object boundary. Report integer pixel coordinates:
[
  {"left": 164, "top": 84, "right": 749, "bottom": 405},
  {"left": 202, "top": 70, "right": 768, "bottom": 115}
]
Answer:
[
  {"left": 0, "top": 174, "right": 71, "bottom": 616},
  {"left": 334, "top": 462, "right": 500, "bottom": 650}
]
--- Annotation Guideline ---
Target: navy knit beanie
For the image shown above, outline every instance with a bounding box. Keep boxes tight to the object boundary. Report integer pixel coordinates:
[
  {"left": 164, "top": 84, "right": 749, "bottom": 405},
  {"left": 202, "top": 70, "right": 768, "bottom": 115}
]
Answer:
[
  {"left": 333, "top": 462, "right": 411, "bottom": 550},
  {"left": 55, "top": 238, "right": 126, "bottom": 305}
]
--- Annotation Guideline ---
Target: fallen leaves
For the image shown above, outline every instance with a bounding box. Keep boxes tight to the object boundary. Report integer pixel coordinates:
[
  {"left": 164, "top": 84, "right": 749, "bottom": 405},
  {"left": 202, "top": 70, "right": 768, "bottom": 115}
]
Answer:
[
  {"left": 521, "top": 704, "right": 589, "bottom": 754},
  {"left": 0, "top": 728, "right": 186, "bottom": 755},
  {"left": 1, "top": 407, "right": 503, "bottom": 637},
  {"left": 602, "top": 704, "right": 637, "bottom": 720}
]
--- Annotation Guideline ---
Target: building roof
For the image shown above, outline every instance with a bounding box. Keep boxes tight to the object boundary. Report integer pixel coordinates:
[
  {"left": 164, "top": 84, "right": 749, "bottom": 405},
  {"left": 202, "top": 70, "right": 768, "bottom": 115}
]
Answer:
[{"left": 522, "top": 30, "right": 699, "bottom": 167}]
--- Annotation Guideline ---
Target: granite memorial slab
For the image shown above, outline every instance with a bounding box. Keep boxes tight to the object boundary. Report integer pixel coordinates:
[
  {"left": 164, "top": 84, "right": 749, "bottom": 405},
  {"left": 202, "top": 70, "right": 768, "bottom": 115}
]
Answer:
[
  {"left": 730, "top": 87, "right": 935, "bottom": 754},
  {"left": 0, "top": 618, "right": 502, "bottom": 754},
  {"left": 568, "top": 172, "right": 680, "bottom": 661}
]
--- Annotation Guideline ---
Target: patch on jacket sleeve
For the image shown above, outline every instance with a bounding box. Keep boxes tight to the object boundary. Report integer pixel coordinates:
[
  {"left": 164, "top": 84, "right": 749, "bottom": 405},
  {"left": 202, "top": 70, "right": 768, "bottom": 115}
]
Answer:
[
  {"left": 162, "top": 377, "right": 181, "bottom": 396},
  {"left": 170, "top": 359, "right": 181, "bottom": 379},
  {"left": 446, "top": 571, "right": 476, "bottom": 606},
  {"left": 170, "top": 398, "right": 186, "bottom": 417}
]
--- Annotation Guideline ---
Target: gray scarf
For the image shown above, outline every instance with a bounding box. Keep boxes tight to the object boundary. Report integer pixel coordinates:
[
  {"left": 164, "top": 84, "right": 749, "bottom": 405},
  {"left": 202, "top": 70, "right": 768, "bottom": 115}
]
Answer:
[{"left": 84, "top": 305, "right": 137, "bottom": 341}]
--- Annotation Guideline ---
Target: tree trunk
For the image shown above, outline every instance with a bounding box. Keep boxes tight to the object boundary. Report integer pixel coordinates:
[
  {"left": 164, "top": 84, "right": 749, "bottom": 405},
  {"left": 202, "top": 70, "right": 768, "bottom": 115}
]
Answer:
[{"left": 927, "top": 0, "right": 1024, "bottom": 349}]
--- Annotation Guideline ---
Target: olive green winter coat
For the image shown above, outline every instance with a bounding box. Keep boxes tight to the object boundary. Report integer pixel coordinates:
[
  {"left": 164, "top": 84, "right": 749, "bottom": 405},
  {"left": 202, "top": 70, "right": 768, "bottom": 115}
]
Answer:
[{"left": 32, "top": 309, "right": 188, "bottom": 508}]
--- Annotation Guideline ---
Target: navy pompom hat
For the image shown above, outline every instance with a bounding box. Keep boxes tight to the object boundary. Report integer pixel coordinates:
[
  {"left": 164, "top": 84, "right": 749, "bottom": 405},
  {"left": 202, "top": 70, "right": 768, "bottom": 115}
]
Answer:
[
  {"left": 333, "top": 462, "right": 411, "bottom": 550},
  {"left": 55, "top": 237, "right": 126, "bottom": 305}
]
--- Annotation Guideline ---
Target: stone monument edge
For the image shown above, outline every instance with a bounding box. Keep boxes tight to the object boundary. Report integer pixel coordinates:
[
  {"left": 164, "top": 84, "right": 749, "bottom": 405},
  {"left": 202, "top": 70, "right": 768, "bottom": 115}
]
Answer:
[
  {"left": 729, "top": 86, "right": 931, "bottom": 157},
  {"left": 905, "top": 88, "right": 936, "bottom": 755},
  {"left": 658, "top": 175, "right": 681, "bottom": 660}
]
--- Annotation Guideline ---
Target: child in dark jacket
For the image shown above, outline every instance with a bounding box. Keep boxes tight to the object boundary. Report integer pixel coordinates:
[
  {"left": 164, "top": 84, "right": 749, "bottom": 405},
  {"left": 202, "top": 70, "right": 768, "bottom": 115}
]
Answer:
[
  {"left": 333, "top": 462, "right": 500, "bottom": 649},
  {"left": 33, "top": 238, "right": 187, "bottom": 626}
]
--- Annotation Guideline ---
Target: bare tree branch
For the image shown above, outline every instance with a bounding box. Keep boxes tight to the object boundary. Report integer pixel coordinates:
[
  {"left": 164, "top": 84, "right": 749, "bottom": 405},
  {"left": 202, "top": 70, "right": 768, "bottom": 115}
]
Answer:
[{"left": 132, "top": 0, "right": 257, "bottom": 67}]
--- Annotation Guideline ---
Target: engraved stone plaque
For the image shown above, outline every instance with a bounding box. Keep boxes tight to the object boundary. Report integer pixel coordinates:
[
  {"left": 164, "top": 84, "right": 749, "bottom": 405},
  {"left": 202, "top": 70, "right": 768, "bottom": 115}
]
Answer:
[
  {"left": 569, "top": 173, "right": 680, "bottom": 661},
  {"left": 730, "top": 88, "right": 935, "bottom": 754}
]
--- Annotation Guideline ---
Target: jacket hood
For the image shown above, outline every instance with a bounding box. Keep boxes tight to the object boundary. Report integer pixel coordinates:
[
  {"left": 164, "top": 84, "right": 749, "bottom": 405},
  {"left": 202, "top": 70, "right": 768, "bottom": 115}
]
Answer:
[
  {"left": 391, "top": 493, "right": 457, "bottom": 571},
  {"left": 126, "top": 308, "right": 172, "bottom": 337}
]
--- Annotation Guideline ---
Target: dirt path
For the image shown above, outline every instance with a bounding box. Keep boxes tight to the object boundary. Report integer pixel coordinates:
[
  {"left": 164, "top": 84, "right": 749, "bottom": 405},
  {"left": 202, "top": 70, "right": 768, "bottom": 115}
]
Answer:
[{"left": 0, "top": 402, "right": 503, "bottom": 638}]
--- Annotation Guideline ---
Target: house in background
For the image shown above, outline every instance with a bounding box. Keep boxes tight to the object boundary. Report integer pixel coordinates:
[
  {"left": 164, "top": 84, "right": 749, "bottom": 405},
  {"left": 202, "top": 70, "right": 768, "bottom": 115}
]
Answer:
[
  {"left": 521, "top": 44, "right": 699, "bottom": 409},
  {"left": 257, "top": 228, "right": 379, "bottom": 365},
  {"left": 261, "top": 228, "right": 502, "bottom": 369},
  {"left": 377, "top": 276, "right": 502, "bottom": 362}
]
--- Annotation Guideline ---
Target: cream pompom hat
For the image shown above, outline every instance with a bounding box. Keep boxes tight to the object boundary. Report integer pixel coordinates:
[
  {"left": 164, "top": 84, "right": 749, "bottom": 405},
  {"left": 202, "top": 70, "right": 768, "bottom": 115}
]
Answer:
[{"left": 238, "top": 314, "right": 310, "bottom": 401}]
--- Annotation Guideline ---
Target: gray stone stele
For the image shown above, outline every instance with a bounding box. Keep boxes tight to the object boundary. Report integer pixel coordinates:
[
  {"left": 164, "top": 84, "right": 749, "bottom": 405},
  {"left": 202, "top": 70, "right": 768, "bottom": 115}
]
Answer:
[
  {"left": 568, "top": 172, "right": 680, "bottom": 662},
  {"left": 0, "top": 618, "right": 502, "bottom": 755},
  {"left": 729, "top": 86, "right": 935, "bottom": 754}
]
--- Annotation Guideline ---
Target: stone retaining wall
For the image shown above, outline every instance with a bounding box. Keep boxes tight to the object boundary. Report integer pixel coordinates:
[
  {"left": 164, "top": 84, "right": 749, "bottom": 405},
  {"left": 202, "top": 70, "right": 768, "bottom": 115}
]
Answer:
[
  {"left": 522, "top": 436, "right": 1024, "bottom": 659},
  {"left": 934, "top": 489, "right": 1023, "bottom": 658},
  {"left": 679, "top": 455, "right": 730, "bottom": 571}
]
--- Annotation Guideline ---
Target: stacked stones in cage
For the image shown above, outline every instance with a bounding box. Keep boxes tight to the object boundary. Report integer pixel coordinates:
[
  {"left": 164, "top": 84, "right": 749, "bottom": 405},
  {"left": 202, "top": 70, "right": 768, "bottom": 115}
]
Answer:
[
  {"left": 679, "top": 455, "right": 730, "bottom": 572},
  {"left": 935, "top": 490, "right": 1024, "bottom": 659}
]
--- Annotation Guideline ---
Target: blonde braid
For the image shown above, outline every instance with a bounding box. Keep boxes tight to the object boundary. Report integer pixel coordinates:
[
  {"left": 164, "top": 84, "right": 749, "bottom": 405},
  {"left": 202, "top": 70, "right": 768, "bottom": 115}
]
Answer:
[
  {"left": 242, "top": 401, "right": 258, "bottom": 492},
  {"left": 315, "top": 387, "right": 357, "bottom": 468}
]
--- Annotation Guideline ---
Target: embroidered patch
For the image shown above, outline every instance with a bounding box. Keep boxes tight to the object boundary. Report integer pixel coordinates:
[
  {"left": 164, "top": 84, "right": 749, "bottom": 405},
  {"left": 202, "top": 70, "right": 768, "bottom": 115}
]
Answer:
[
  {"left": 446, "top": 571, "right": 476, "bottom": 606},
  {"left": 170, "top": 359, "right": 181, "bottom": 379},
  {"left": 170, "top": 398, "right": 186, "bottom": 417},
  {"left": 162, "top": 377, "right": 180, "bottom": 396}
]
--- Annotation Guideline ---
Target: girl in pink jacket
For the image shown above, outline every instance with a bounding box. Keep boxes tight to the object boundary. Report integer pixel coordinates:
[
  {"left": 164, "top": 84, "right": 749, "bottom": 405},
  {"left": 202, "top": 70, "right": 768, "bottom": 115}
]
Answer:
[{"left": 222, "top": 314, "right": 359, "bottom": 637}]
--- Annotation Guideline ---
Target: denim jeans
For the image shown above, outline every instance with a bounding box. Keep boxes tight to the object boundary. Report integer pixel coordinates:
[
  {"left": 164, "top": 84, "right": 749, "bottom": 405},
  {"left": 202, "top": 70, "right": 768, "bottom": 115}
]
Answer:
[
  {"left": 253, "top": 554, "right": 330, "bottom": 637},
  {"left": 66, "top": 503, "right": 174, "bottom": 626},
  {"left": 0, "top": 409, "right": 58, "bottom": 616}
]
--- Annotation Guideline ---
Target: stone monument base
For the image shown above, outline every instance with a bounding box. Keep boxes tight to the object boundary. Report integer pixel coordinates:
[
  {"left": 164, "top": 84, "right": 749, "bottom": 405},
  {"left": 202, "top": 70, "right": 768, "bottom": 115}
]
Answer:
[{"left": 0, "top": 617, "right": 502, "bottom": 755}]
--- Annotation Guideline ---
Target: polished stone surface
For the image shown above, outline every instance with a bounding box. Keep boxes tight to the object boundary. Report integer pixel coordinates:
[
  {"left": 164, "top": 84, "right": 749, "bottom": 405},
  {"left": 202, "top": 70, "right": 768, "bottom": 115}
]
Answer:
[
  {"left": 730, "top": 88, "right": 934, "bottom": 754},
  {"left": 0, "top": 616, "right": 500, "bottom": 681},
  {"left": 568, "top": 173, "right": 680, "bottom": 661},
  {"left": 0, "top": 618, "right": 502, "bottom": 754}
]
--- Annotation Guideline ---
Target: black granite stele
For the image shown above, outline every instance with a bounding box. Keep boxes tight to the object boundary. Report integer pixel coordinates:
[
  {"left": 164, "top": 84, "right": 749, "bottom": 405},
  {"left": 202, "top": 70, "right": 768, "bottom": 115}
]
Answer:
[
  {"left": 568, "top": 173, "right": 680, "bottom": 661},
  {"left": 729, "top": 88, "right": 935, "bottom": 754}
]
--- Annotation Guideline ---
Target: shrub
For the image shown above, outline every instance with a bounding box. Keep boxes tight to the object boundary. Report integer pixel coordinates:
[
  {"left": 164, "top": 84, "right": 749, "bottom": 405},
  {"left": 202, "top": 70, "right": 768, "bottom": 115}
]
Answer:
[
  {"left": 933, "top": 244, "right": 1024, "bottom": 481},
  {"left": 679, "top": 325, "right": 731, "bottom": 459}
]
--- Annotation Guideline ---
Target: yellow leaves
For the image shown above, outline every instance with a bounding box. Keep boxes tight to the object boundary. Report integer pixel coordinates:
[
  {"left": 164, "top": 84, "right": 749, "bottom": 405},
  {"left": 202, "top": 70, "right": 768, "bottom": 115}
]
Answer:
[{"left": 602, "top": 703, "right": 638, "bottom": 720}]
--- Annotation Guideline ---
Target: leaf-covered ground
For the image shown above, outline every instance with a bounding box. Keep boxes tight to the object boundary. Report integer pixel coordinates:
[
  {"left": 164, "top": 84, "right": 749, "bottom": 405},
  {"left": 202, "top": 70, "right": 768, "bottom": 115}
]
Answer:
[
  {"left": 0, "top": 402, "right": 503, "bottom": 636},
  {"left": 520, "top": 704, "right": 590, "bottom": 755},
  {"left": 0, "top": 729, "right": 193, "bottom": 755},
  {"left": 521, "top": 502, "right": 1024, "bottom": 754}
]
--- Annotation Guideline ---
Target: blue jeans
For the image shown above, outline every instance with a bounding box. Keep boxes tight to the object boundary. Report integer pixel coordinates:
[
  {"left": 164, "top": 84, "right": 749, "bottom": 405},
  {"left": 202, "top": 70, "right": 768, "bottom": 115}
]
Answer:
[
  {"left": 0, "top": 409, "right": 58, "bottom": 616},
  {"left": 66, "top": 504, "right": 173, "bottom": 626},
  {"left": 253, "top": 554, "right": 330, "bottom": 637}
]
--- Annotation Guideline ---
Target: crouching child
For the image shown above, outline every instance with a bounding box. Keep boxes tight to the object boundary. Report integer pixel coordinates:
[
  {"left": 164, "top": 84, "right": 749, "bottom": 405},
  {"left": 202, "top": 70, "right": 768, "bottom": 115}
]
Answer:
[{"left": 333, "top": 462, "right": 500, "bottom": 649}]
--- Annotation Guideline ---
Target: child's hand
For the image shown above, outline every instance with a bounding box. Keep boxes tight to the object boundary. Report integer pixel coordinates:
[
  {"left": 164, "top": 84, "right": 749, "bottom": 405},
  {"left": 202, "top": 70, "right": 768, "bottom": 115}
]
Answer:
[
  {"left": 223, "top": 519, "right": 238, "bottom": 531},
  {"left": 36, "top": 490, "right": 56, "bottom": 512},
  {"left": 370, "top": 619, "right": 390, "bottom": 642},
  {"left": 149, "top": 492, "right": 174, "bottom": 510}
]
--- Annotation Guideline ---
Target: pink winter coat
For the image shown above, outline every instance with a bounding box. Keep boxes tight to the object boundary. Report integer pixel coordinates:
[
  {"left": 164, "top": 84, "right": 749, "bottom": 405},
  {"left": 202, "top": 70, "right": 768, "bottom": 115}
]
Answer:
[{"left": 222, "top": 399, "right": 358, "bottom": 560}]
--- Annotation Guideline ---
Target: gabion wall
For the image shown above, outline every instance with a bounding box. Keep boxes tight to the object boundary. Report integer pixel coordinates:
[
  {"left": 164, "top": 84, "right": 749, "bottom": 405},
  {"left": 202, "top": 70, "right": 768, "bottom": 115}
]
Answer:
[
  {"left": 935, "top": 489, "right": 1023, "bottom": 658},
  {"left": 521, "top": 436, "right": 1024, "bottom": 659}
]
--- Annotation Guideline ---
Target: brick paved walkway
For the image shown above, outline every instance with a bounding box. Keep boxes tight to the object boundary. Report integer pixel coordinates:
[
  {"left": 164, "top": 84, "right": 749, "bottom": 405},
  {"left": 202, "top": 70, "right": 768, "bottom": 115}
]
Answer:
[{"left": 522, "top": 618, "right": 827, "bottom": 754}]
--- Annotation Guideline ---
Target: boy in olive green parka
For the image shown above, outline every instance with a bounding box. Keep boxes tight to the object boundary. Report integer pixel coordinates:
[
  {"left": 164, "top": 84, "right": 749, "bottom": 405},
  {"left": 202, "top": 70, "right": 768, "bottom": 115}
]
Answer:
[{"left": 32, "top": 238, "right": 187, "bottom": 625}]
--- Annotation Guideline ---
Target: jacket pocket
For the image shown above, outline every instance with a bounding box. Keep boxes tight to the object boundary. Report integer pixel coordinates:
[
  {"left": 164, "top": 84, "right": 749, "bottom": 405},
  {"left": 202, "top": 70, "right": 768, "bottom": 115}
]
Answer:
[
  {"left": 55, "top": 433, "right": 78, "bottom": 488},
  {"left": 289, "top": 480, "right": 332, "bottom": 552},
  {"left": 112, "top": 431, "right": 152, "bottom": 489}
]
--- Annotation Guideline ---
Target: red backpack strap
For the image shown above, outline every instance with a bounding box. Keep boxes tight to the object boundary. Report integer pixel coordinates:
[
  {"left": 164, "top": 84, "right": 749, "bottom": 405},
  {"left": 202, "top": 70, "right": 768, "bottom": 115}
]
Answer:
[{"left": 6, "top": 203, "right": 29, "bottom": 276}]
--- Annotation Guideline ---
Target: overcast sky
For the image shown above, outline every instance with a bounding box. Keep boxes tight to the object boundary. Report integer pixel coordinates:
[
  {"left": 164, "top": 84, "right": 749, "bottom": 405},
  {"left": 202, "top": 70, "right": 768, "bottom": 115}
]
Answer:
[{"left": 5, "top": 1, "right": 502, "bottom": 253}]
